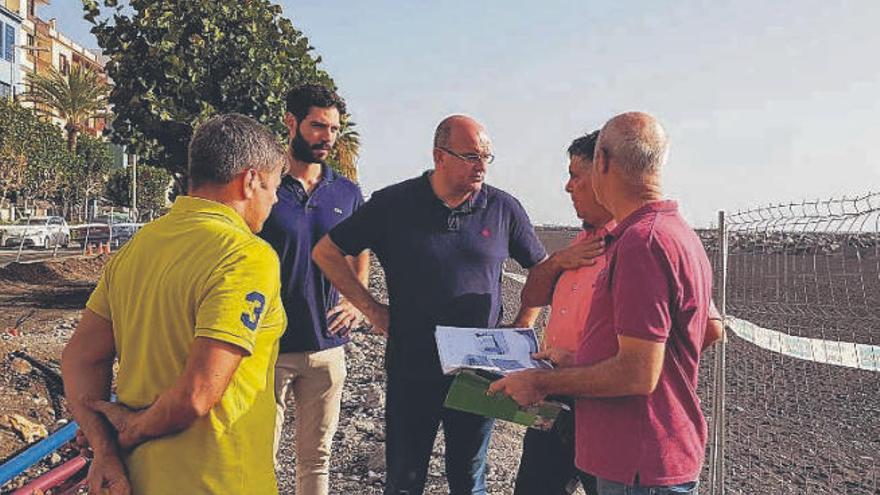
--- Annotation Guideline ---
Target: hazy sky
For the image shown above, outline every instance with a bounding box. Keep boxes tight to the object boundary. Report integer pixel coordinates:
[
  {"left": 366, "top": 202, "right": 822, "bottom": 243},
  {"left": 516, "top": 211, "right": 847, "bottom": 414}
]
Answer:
[{"left": 45, "top": 1, "right": 880, "bottom": 227}]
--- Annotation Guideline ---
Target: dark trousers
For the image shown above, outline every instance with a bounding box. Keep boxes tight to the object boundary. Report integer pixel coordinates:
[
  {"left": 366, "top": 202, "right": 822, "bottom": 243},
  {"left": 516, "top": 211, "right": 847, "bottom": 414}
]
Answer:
[
  {"left": 514, "top": 404, "right": 597, "bottom": 495},
  {"left": 384, "top": 373, "right": 495, "bottom": 495}
]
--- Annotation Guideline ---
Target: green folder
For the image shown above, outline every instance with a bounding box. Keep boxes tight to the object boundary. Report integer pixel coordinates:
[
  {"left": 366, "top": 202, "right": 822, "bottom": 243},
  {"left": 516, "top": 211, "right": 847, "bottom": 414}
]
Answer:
[{"left": 443, "top": 369, "right": 569, "bottom": 431}]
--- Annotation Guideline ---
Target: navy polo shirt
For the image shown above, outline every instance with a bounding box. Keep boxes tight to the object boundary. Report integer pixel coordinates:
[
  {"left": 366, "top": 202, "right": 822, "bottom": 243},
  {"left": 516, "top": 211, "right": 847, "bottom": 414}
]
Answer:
[
  {"left": 329, "top": 172, "right": 547, "bottom": 379},
  {"left": 260, "top": 165, "right": 364, "bottom": 353}
]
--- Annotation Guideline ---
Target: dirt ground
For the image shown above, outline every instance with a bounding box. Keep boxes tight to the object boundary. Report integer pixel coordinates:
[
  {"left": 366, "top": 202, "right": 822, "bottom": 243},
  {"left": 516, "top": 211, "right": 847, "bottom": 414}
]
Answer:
[
  {"left": 0, "top": 255, "right": 108, "bottom": 491},
  {"left": 1, "top": 230, "right": 878, "bottom": 494}
]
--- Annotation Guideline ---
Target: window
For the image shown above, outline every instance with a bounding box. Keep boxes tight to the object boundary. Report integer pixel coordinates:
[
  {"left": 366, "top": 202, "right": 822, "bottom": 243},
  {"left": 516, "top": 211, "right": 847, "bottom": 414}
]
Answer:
[
  {"left": 4, "top": 24, "right": 13, "bottom": 62},
  {"left": 0, "top": 81, "right": 10, "bottom": 98},
  {"left": 59, "top": 54, "right": 69, "bottom": 75},
  {"left": 27, "top": 34, "right": 34, "bottom": 48}
]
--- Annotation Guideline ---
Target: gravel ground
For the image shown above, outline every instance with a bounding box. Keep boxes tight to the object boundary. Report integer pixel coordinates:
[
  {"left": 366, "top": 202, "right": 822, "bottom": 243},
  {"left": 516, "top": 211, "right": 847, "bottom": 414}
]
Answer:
[
  {"left": 274, "top": 258, "right": 554, "bottom": 495},
  {"left": 2, "top": 229, "right": 878, "bottom": 494}
]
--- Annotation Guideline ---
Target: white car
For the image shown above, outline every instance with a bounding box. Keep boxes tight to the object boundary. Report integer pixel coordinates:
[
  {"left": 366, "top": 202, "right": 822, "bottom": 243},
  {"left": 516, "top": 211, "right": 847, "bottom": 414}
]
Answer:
[{"left": 0, "top": 216, "right": 71, "bottom": 249}]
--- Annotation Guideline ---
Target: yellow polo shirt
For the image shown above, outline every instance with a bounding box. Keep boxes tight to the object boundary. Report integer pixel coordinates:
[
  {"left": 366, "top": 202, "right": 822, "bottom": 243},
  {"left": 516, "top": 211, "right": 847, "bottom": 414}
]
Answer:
[{"left": 86, "top": 196, "right": 286, "bottom": 494}]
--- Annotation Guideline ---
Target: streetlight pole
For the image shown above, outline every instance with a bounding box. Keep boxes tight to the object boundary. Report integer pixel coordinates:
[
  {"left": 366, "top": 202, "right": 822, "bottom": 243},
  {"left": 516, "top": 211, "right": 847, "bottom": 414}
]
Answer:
[{"left": 131, "top": 153, "right": 137, "bottom": 219}]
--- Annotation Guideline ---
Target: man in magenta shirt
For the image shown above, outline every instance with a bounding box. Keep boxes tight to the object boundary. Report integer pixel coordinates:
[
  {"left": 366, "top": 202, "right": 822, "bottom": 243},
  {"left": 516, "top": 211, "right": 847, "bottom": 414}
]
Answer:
[{"left": 492, "top": 112, "right": 722, "bottom": 495}]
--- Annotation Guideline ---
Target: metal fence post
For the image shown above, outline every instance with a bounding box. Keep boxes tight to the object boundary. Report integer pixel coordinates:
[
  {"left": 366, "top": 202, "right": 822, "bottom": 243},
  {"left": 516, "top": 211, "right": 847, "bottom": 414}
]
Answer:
[
  {"left": 709, "top": 210, "right": 729, "bottom": 495},
  {"left": 14, "top": 222, "right": 28, "bottom": 263},
  {"left": 82, "top": 222, "right": 92, "bottom": 255},
  {"left": 108, "top": 206, "right": 114, "bottom": 248}
]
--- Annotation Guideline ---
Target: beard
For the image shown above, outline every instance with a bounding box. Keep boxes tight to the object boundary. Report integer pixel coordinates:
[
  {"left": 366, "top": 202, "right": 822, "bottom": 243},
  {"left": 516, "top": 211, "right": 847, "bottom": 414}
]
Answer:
[{"left": 290, "top": 127, "right": 330, "bottom": 165}]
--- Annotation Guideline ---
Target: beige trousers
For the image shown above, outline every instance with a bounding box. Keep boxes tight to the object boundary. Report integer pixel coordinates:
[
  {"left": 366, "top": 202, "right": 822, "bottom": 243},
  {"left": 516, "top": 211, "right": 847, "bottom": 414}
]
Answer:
[{"left": 273, "top": 346, "right": 346, "bottom": 495}]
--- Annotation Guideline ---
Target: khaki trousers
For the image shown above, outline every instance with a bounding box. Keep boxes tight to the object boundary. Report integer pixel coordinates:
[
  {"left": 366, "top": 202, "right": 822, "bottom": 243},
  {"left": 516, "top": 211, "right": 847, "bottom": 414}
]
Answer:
[{"left": 274, "top": 346, "right": 346, "bottom": 495}]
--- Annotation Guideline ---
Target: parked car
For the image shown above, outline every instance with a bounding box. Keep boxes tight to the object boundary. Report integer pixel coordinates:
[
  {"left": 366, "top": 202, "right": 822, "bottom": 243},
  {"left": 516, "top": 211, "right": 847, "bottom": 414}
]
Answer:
[
  {"left": 0, "top": 216, "right": 71, "bottom": 249},
  {"left": 70, "top": 214, "right": 140, "bottom": 248}
]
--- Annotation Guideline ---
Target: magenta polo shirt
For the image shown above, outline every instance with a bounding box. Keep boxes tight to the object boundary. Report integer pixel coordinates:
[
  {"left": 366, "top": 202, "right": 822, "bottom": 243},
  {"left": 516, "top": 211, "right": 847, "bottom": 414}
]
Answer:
[{"left": 574, "top": 200, "right": 714, "bottom": 486}]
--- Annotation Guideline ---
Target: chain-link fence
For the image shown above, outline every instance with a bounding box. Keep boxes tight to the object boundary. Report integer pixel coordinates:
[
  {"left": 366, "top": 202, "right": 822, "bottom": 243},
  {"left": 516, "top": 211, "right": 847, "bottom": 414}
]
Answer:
[{"left": 706, "top": 192, "right": 879, "bottom": 494}]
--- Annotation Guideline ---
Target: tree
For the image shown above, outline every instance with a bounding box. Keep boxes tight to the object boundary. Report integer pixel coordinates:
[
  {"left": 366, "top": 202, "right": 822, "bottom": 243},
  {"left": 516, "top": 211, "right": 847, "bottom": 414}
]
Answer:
[
  {"left": 23, "top": 64, "right": 110, "bottom": 152},
  {"left": 0, "top": 99, "right": 75, "bottom": 209},
  {"left": 82, "top": 0, "right": 338, "bottom": 191},
  {"left": 105, "top": 164, "right": 172, "bottom": 215},
  {"left": 56, "top": 135, "right": 114, "bottom": 220},
  {"left": 329, "top": 119, "right": 361, "bottom": 182}
]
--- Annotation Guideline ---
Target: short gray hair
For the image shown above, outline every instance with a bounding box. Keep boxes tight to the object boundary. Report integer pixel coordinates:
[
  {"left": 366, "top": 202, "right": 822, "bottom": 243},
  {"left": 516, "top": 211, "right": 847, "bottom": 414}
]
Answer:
[
  {"left": 188, "top": 113, "right": 287, "bottom": 189},
  {"left": 598, "top": 112, "right": 669, "bottom": 178}
]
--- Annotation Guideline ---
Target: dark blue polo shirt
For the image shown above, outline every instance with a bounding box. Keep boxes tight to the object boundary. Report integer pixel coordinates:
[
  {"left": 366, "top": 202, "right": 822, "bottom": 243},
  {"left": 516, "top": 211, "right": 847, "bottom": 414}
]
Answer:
[
  {"left": 260, "top": 165, "right": 364, "bottom": 353},
  {"left": 329, "top": 172, "right": 546, "bottom": 379}
]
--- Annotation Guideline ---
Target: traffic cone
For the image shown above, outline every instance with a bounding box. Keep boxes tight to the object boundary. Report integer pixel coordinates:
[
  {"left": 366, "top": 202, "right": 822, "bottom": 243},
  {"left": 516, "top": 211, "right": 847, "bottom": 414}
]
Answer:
[
  {"left": 86, "top": 244, "right": 95, "bottom": 256},
  {"left": 103, "top": 242, "right": 111, "bottom": 254}
]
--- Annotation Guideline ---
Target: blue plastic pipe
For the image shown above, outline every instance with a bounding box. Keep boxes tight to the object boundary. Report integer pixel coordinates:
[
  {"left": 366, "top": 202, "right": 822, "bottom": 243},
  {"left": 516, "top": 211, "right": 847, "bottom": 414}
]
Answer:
[{"left": 0, "top": 421, "right": 79, "bottom": 487}]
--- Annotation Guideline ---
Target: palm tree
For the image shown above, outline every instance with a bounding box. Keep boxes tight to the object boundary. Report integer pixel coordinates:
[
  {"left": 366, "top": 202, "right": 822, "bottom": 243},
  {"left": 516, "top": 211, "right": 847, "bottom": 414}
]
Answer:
[
  {"left": 331, "top": 119, "right": 361, "bottom": 182},
  {"left": 23, "top": 64, "right": 110, "bottom": 152}
]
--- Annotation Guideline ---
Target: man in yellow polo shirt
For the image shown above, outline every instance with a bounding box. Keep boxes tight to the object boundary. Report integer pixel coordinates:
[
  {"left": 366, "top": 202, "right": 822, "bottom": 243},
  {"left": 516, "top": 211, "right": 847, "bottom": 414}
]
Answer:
[{"left": 62, "top": 113, "right": 288, "bottom": 494}]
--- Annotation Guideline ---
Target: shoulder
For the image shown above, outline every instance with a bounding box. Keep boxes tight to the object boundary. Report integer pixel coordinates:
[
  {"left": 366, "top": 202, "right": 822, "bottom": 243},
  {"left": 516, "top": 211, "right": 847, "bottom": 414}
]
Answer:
[
  {"left": 614, "top": 216, "right": 688, "bottom": 272},
  {"left": 237, "top": 237, "right": 281, "bottom": 269},
  {"left": 617, "top": 220, "right": 654, "bottom": 248},
  {"left": 369, "top": 176, "right": 424, "bottom": 203},
  {"left": 204, "top": 223, "right": 281, "bottom": 278},
  {"left": 483, "top": 184, "right": 532, "bottom": 223},
  {"left": 331, "top": 175, "right": 365, "bottom": 199},
  {"left": 484, "top": 184, "right": 528, "bottom": 211}
]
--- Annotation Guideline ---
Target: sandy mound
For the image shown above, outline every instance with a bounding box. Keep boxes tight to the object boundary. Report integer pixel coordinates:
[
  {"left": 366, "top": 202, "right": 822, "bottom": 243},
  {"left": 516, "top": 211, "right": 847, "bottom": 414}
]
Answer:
[{"left": 0, "top": 255, "right": 108, "bottom": 285}]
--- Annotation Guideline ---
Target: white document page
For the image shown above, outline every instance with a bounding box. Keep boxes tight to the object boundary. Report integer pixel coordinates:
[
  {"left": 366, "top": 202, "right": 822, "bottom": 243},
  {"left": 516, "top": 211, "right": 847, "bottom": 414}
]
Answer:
[{"left": 435, "top": 326, "right": 553, "bottom": 375}]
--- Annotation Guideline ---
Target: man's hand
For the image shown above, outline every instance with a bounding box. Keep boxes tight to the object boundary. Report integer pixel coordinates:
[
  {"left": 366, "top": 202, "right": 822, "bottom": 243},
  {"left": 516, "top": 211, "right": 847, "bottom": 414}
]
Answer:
[
  {"left": 487, "top": 369, "right": 548, "bottom": 407},
  {"left": 551, "top": 236, "right": 604, "bottom": 270},
  {"left": 90, "top": 400, "right": 144, "bottom": 451},
  {"left": 87, "top": 453, "right": 131, "bottom": 495},
  {"left": 533, "top": 347, "right": 575, "bottom": 368},
  {"left": 365, "top": 303, "right": 390, "bottom": 336},
  {"left": 327, "top": 299, "right": 364, "bottom": 335},
  {"left": 76, "top": 428, "right": 91, "bottom": 456}
]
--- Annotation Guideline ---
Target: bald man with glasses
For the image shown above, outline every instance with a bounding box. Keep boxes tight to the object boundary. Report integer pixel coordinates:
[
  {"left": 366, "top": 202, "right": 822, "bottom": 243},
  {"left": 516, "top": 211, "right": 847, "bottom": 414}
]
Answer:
[{"left": 313, "top": 115, "right": 570, "bottom": 495}]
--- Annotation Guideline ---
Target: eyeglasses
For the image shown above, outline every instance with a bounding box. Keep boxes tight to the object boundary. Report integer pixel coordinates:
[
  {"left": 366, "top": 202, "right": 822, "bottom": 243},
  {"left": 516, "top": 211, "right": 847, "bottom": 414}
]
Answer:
[{"left": 436, "top": 147, "right": 495, "bottom": 165}]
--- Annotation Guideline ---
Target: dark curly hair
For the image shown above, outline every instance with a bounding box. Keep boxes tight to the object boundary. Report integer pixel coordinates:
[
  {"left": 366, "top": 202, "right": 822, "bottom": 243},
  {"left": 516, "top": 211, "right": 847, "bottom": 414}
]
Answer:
[
  {"left": 285, "top": 84, "right": 347, "bottom": 121},
  {"left": 567, "top": 130, "right": 601, "bottom": 162}
]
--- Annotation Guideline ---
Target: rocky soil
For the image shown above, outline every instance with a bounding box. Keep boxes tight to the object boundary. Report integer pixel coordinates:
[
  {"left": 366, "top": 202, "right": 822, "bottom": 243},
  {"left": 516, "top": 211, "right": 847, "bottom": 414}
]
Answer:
[
  {"left": 2, "top": 228, "right": 878, "bottom": 494},
  {"left": 275, "top": 257, "right": 556, "bottom": 494}
]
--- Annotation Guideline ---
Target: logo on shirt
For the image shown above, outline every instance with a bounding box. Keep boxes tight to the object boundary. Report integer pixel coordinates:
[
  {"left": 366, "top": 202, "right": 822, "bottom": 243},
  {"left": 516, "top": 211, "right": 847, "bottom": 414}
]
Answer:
[
  {"left": 334, "top": 207, "right": 344, "bottom": 215},
  {"left": 481, "top": 228, "right": 492, "bottom": 238},
  {"left": 240, "top": 291, "right": 266, "bottom": 331}
]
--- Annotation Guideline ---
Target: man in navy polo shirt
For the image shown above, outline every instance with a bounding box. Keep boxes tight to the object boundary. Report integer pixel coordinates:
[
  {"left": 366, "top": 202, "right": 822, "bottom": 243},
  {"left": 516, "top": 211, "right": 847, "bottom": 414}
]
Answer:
[
  {"left": 313, "top": 115, "right": 547, "bottom": 495},
  {"left": 259, "top": 84, "right": 369, "bottom": 495}
]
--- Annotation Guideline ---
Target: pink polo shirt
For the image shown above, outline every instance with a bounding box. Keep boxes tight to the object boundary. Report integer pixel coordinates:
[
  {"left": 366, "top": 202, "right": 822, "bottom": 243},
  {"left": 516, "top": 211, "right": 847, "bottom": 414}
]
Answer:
[
  {"left": 543, "top": 223, "right": 614, "bottom": 353},
  {"left": 575, "top": 200, "right": 714, "bottom": 486}
]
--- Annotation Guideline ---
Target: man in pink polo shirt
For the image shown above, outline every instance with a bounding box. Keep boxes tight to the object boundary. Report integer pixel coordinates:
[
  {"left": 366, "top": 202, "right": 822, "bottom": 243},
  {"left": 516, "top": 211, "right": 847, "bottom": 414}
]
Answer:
[
  {"left": 508, "top": 130, "right": 610, "bottom": 495},
  {"left": 493, "top": 112, "right": 722, "bottom": 495}
]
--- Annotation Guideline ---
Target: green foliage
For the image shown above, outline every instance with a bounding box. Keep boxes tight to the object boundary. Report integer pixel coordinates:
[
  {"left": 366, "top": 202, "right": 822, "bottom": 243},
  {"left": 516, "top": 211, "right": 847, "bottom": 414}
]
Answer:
[
  {"left": 23, "top": 64, "right": 110, "bottom": 151},
  {"left": 105, "top": 164, "right": 172, "bottom": 213},
  {"left": 0, "top": 99, "right": 76, "bottom": 205},
  {"left": 84, "top": 0, "right": 337, "bottom": 188},
  {"left": 57, "top": 134, "right": 114, "bottom": 212},
  {"left": 327, "top": 119, "right": 361, "bottom": 182}
]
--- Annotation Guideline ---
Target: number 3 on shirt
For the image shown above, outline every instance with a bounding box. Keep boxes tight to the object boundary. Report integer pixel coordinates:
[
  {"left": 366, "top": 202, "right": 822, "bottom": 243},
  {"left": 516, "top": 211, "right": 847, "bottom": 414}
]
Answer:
[{"left": 241, "top": 291, "right": 266, "bottom": 331}]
